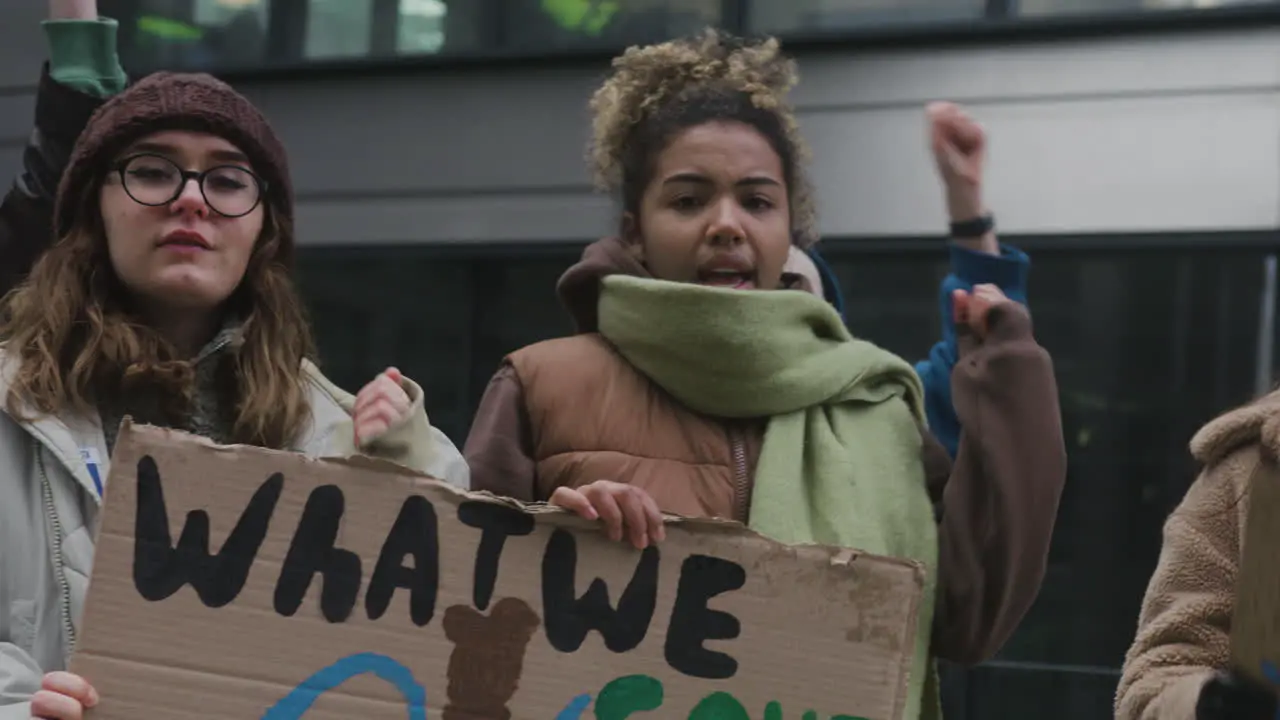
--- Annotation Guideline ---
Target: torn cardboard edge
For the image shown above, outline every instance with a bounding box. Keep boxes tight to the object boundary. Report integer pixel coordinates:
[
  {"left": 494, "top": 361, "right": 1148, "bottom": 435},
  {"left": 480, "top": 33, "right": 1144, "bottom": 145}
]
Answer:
[{"left": 77, "top": 420, "right": 925, "bottom": 719}]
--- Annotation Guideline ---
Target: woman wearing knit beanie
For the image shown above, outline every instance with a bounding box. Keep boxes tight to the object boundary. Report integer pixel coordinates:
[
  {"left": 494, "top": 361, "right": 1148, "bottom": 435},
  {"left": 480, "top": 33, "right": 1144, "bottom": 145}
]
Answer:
[{"left": 0, "top": 71, "right": 467, "bottom": 719}]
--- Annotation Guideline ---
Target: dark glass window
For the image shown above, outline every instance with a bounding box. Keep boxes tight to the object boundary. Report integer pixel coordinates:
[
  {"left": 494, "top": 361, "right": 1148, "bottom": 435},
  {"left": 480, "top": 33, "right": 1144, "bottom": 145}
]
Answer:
[
  {"left": 747, "top": 0, "right": 985, "bottom": 36},
  {"left": 101, "top": 0, "right": 722, "bottom": 71},
  {"left": 815, "top": 245, "right": 1264, "bottom": 720},
  {"left": 296, "top": 241, "right": 1272, "bottom": 719},
  {"left": 501, "top": 0, "right": 720, "bottom": 51},
  {"left": 97, "top": 0, "right": 1280, "bottom": 72},
  {"left": 1017, "top": 0, "right": 1272, "bottom": 17},
  {"left": 747, "top": 0, "right": 1277, "bottom": 33},
  {"left": 295, "top": 246, "right": 577, "bottom": 443},
  {"left": 103, "top": 0, "right": 273, "bottom": 71}
]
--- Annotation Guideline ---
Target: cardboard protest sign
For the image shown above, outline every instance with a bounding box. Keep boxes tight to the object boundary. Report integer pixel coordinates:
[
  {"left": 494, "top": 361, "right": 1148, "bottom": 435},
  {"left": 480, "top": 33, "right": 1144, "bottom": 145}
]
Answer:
[
  {"left": 71, "top": 421, "right": 926, "bottom": 720},
  {"left": 1230, "top": 457, "right": 1280, "bottom": 689}
]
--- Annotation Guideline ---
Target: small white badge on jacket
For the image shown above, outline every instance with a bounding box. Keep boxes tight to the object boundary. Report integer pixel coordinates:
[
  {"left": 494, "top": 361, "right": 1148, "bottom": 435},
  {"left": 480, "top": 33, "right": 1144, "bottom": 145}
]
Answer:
[{"left": 79, "top": 447, "right": 104, "bottom": 498}]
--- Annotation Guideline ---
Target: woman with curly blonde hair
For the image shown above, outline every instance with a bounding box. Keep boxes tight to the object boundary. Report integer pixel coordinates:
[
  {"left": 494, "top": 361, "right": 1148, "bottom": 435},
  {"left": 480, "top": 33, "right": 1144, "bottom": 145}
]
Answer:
[
  {"left": 465, "top": 29, "right": 1065, "bottom": 719},
  {"left": 0, "top": 70, "right": 467, "bottom": 720}
]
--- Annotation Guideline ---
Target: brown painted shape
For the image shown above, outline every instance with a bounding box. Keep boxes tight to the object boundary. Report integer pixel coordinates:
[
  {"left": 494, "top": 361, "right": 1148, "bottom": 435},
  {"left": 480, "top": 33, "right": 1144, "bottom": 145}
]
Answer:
[{"left": 442, "top": 597, "right": 543, "bottom": 720}]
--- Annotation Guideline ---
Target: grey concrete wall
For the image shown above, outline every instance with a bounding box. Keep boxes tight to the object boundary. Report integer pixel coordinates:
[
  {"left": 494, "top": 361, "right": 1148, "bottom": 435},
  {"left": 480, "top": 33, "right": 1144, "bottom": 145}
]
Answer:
[
  {"left": 0, "top": 2, "right": 53, "bottom": 182},
  {"left": 2, "top": 6, "right": 1278, "bottom": 243}
]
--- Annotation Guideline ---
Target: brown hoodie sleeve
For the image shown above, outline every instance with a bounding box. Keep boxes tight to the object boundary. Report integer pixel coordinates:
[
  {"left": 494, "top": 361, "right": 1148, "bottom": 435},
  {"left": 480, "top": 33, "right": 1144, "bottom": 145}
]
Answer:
[
  {"left": 463, "top": 361, "right": 539, "bottom": 502},
  {"left": 1114, "top": 447, "right": 1255, "bottom": 720},
  {"left": 927, "top": 302, "right": 1068, "bottom": 665}
]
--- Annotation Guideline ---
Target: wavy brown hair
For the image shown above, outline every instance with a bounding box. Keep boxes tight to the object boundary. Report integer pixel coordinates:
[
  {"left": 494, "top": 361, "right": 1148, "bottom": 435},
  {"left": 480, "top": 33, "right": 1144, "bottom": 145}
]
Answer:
[{"left": 1, "top": 181, "right": 315, "bottom": 449}]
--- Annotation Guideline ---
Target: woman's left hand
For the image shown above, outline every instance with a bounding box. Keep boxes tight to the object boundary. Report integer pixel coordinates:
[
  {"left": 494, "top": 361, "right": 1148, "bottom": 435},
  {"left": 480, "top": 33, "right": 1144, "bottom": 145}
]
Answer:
[
  {"left": 952, "top": 283, "right": 1012, "bottom": 340},
  {"left": 353, "top": 367, "right": 411, "bottom": 446},
  {"left": 927, "top": 101, "right": 987, "bottom": 221}
]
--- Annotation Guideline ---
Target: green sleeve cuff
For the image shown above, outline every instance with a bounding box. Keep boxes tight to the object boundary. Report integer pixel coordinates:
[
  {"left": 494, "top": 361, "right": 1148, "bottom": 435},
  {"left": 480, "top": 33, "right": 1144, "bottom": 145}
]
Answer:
[{"left": 43, "top": 17, "right": 128, "bottom": 99}]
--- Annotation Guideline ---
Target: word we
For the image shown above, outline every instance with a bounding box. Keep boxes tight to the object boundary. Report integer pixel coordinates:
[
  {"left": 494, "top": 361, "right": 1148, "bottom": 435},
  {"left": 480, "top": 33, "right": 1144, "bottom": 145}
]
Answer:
[{"left": 131, "top": 457, "right": 748, "bottom": 680}]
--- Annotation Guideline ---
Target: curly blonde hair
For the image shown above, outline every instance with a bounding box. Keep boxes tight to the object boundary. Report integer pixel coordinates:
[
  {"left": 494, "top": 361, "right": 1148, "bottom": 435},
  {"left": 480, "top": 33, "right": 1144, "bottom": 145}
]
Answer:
[{"left": 587, "top": 29, "right": 817, "bottom": 246}]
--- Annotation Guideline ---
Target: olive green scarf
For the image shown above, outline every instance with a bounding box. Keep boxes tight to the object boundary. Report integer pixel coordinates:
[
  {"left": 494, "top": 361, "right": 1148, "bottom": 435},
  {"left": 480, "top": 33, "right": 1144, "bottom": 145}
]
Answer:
[{"left": 597, "top": 275, "right": 940, "bottom": 720}]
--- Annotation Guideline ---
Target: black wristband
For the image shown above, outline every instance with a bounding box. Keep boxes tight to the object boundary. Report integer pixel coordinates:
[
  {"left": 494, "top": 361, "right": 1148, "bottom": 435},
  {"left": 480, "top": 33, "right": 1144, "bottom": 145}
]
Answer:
[{"left": 950, "top": 213, "right": 994, "bottom": 239}]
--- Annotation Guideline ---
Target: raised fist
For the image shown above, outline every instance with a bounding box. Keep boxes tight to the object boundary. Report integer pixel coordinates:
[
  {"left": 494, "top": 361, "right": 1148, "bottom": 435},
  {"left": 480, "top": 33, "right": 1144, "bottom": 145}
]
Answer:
[{"left": 927, "top": 101, "right": 987, "bottom": 221}]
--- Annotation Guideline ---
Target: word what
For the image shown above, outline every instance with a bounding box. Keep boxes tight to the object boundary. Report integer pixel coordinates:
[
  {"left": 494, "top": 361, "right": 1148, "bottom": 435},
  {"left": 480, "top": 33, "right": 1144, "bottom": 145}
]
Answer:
[{"left": 131, "top": 456, "right": 747, "bottom": 680}]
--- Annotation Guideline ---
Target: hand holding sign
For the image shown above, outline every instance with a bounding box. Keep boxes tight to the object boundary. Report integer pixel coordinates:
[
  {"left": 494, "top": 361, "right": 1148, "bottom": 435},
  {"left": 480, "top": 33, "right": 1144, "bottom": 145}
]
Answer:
[
  {"left": 66, "top": 424, "right": 927, "bottom": 720},
  {"left": 353, "top": 367, "right": 411, "bottom": 447},
  {"left": 30, "top": 671, "right": 98, "bottom": 720},
  {"left": 952, "top": 283, "right": 1011, "bottom": 341},
  {"left": 550, "top": 480, "right": 666, "bottom": 550}
]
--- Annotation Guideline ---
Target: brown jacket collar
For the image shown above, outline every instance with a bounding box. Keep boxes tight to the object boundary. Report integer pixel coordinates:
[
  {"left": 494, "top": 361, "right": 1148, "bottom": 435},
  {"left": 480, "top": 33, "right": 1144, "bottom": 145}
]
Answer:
[{"left": 555, "top": 236, "right": 810, "bottom": 334}]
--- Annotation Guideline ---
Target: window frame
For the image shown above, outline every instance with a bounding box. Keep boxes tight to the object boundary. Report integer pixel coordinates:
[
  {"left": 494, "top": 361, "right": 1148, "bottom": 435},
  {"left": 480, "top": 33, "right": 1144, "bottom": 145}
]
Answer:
[{"left": 106, "top": 0, "right": 1280, "bottom": 80}]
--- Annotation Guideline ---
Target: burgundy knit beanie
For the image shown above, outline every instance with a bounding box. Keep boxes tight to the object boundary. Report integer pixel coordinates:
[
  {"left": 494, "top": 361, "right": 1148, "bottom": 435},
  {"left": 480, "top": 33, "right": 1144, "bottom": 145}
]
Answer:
[{"left": 54, "top": 71, "right": 294, "bottom": 263}]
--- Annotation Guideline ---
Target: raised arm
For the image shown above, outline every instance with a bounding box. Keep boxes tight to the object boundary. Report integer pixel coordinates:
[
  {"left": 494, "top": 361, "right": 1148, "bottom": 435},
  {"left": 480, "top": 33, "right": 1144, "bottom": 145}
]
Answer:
[
  {"left": 914, "top": 102, "right": 1032, "bottom": 458},
  {"left": 0, "top": 0, "right": 125, "bottom": 296},
  {"left": 929, "top": 289, "right": 1067, "bottom": 664}
]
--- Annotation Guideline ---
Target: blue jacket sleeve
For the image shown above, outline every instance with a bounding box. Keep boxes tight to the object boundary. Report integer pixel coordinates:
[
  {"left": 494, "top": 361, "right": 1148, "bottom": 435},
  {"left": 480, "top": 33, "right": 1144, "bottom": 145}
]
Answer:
[{"left": 916, "top": 243, "right": 1030, "bottom": 457}]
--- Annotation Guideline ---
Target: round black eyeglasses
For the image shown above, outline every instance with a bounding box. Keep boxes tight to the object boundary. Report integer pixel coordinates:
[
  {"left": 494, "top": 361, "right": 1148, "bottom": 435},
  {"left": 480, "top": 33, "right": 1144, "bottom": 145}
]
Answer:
[{"left": 114, "top": 153, "right": 267, "bottom": 218}]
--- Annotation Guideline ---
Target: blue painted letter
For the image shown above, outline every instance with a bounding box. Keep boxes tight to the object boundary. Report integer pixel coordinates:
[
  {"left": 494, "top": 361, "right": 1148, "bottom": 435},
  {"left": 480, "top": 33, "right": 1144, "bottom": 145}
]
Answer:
[
  {"left": 261, "top": 652, "right": 426, "bottom": 720},
  {"left": 556, "top": 693, "right": 593, "bottom": 720}
]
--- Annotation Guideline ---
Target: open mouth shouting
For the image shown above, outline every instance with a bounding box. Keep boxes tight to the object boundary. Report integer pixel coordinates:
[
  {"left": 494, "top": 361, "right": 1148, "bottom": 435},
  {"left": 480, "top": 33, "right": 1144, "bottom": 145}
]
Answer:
[{"left": 696, "top": 254, "right": 756, "bottom": 290}]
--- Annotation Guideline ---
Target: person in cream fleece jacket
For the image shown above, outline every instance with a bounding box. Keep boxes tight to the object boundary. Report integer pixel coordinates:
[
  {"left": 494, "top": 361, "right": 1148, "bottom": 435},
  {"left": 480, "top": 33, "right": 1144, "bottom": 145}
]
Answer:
[{"left": 1117, "top": 391, "right": 1280, "bottom": 720}]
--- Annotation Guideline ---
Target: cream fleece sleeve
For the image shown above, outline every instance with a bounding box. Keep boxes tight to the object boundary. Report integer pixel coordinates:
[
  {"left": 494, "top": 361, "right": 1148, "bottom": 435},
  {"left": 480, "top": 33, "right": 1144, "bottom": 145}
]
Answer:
[
  {"left": 1115, "top": 446, "right": 1254, "bottom": 720},
  {"left": 307, "top": 364, "right": 470, "bottom": 490}
]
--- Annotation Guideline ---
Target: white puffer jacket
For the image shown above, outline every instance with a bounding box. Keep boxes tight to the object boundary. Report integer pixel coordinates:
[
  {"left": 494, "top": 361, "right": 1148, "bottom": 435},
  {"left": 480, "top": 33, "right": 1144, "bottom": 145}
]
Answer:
[{"left": 0, "top": 349, "right": 468, "bottom": 718}]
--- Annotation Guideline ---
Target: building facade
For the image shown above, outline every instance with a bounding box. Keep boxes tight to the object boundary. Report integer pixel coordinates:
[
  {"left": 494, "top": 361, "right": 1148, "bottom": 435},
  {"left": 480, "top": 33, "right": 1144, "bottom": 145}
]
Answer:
[{"left": 2, "top": 1, "right": 1279, "bottom": 717}]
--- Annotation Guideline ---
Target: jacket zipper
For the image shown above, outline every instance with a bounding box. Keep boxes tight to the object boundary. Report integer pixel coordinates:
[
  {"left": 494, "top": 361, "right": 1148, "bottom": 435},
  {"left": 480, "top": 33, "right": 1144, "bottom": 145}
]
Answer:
[
  {"left": 729, "top": 426, "right": 749, "bottom": 523},
  {"left": 194, "top": 332, "right": 233, "bottom": 364},
  {"left": 37, "top": 448, "right": 77, "bottom": 655}
]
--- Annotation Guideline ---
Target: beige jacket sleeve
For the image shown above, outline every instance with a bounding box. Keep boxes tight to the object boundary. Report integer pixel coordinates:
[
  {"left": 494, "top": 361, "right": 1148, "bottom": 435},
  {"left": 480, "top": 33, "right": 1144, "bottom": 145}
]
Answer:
[
  {"left": 1115, "top": 445, "right": 1253, "bottom": 720},
  {"left": 304, "top": 361, "right": 470, "bottom": 489}
]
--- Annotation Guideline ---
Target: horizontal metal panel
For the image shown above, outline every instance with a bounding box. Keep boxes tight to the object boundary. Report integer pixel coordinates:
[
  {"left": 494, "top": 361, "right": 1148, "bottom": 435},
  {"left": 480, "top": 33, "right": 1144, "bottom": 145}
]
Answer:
[
  {"left": 249, "top": 67, "right": 599, "bottom": 195},
  {"left": 803, "top": 89, "right": 1280, "bottom": 235},
  {"left": 0, "top": 93, "right": 35, "bottom": 144},
  {"left": 0, "top": 4, "right": 46, "bottom": 91},
  {"left": 790, "top": 27, "right": 1280, "bottom": 108},
  {"left": 0, "top": 147, "right": 20, "bottom": 187},
  {"left": 803, "top": 86, "right": 1280, "bottom": 233},
  {"left": 293, "top": 191, "right": 614, "bottom": 245}
]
